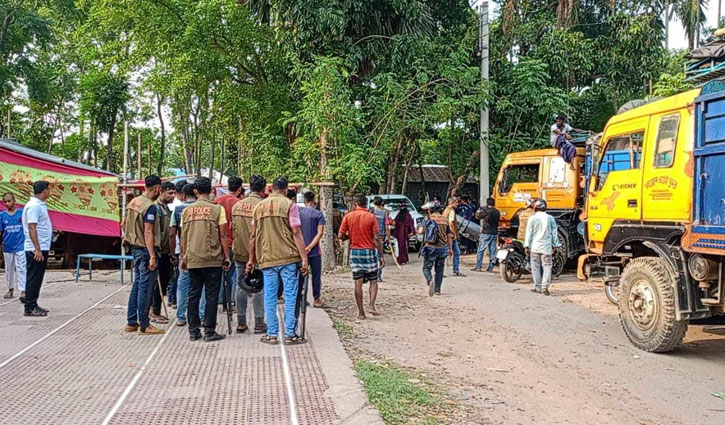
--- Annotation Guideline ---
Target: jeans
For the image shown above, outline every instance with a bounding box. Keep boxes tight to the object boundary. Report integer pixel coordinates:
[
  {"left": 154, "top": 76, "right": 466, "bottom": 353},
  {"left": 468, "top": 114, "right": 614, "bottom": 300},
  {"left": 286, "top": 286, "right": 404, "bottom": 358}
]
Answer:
[
  {"left": 127, "top": 248, "right": 157, "bottom": 329},
  {"left": 235, "top": 261, "right": 264, "bottom": 326},
  {"left": 187, "top": 267, "right": 222, "bottom": 336},
  {"left": 531, "top": 252, "right": 553, "bottom": 291},
  {"left": 168, "top": 261, "right": 178, "bottom": 304},
  {"left": 152, "top": 254, "right": 172, "bottom": 315},
  {"left": 262, "top": 262, "right": 300, "bottom": 338},
  {"left": 308, "top": 255, "right": 322, "bottom": 300},
  {"left": 451, "top": 240, "right": 461, "bottom": 274},
  {"left": 4, "top": 251, "right": 26, "bottom": 291},
  {"left": 176, "top": 266, "right": 205, "bottom": 323},
  {"left": 422, "top": 247, "right": 447, "bottom": 292},
  {"left": 476, "top": 234, "right": 498, "bottom": 271}
]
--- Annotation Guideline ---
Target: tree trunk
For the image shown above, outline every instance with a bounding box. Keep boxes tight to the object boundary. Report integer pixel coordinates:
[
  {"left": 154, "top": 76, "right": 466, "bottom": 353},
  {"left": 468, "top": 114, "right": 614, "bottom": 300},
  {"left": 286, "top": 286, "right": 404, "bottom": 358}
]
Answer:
[
  {"left": 418, "top": 161, "right": 428, "bottom": 203},
  {"left": 137, "top": 133, "right": 142, "bottom": 179},
  {"left": 220, "top": 136, "right": 225, "bottom": 184},
  {"left": 209, "top": 130, "right": 216, "bottom": 183},
  {"left": 147, "top": 137, "right": 152, "bottom": 177},
  {"left": 319, "top": 128, "right": 336, "bottom": 271},
  {"left": 449, "top": 150, "right": 480, "bottom": 199},
  {"left": 106, "top": 114, "right": 117, "bottom": 172},
  {"left": 179, "top": 108, "right": 192, "bottom": 174},
  {"left": 156, "top": 93, "right": 166, "bottom": 176},
  {"left": 91, "top": 118, "right": 98, "bottom": 168},
  {"left": 401, "top": 141, "right": 416, "bottom": 196}
]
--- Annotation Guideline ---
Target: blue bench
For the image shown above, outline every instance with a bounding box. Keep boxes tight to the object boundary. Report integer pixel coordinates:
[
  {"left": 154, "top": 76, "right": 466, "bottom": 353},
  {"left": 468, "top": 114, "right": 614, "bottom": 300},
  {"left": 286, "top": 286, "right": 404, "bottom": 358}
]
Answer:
[{"left": 75, "top": 254, "right": 134, "bottom": 285}]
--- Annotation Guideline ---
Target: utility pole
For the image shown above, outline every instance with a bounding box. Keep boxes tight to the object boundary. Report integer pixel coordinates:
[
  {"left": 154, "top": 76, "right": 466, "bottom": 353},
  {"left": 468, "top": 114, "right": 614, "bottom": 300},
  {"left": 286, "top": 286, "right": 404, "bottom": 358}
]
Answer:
[
  {"left": 719, "top": 0, "right": 722, "bottom": 28},
  {"left": 137, "top": 133, "right": 142, "bottom": 179},
  {"left": 479, "top": 1, "right": 490, "bottom": 204}
]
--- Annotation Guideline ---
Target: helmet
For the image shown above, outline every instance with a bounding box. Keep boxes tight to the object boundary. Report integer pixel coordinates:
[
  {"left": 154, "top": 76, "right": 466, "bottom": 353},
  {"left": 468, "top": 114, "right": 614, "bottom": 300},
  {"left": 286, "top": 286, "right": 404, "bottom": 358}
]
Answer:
[
  {"left": 239, "top": 269, "right": 264, "bottom": 294},
  {"left": 532, "top": 198, "right": 548, "bottom": 210}
]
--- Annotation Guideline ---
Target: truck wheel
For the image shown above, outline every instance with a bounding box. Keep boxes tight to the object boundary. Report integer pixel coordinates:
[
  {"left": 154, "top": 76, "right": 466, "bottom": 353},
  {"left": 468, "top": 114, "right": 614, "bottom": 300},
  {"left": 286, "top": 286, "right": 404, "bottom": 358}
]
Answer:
[{"left": 618, "top": 257, "right": 687, "bottom": 353}]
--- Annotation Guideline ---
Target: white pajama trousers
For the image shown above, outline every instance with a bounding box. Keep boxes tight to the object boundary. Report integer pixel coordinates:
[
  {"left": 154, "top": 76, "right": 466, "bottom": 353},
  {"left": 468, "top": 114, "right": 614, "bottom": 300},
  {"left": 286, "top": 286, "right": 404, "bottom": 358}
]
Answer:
[{"left": 3, "top": 251, "right": 26, "bottom": 291}]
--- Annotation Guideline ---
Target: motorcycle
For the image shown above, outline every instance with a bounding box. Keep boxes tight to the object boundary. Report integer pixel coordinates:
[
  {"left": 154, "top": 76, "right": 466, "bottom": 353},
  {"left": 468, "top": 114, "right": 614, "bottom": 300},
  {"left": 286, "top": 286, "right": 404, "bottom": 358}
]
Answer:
[{"left": 496, "top": 237, "right": 565, "bottom": 283}]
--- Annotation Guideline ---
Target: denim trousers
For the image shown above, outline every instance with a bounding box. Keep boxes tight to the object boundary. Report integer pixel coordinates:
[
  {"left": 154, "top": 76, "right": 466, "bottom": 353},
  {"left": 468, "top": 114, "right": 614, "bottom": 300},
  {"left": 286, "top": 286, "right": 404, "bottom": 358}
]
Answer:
[
  {"left": 476, "top": 234, "right": 498, "bottom": 271},
  {"left": 176, "top": 266, "right": 205, "bottom": 323},
  {"left": 234, "top": 261, "right": 264, "bottom": 326},
  {"left": 262, "top": 262, "right": 300, "bottom": 338},
  {"left": 451, "top": 240, "right": 461, "bottom": 274},
  {"left": 531, "top": 252, "right": 553, "bottom": 290},
  {"left": 422, "top": 247, "right": 447, "bottom": 292},
  {"left": 127, "top": 247, "right": 158, "bottom": 329}
]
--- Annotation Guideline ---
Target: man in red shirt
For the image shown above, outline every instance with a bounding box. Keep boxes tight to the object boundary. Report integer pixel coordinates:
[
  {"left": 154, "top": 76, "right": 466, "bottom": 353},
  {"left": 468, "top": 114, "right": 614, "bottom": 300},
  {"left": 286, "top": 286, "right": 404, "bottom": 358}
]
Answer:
[
  {"left": 214, "top": 177, "right": 244, "bottom": 309},
  {"left": 338, "top": 194, "right": 385, "bottom": 319}
]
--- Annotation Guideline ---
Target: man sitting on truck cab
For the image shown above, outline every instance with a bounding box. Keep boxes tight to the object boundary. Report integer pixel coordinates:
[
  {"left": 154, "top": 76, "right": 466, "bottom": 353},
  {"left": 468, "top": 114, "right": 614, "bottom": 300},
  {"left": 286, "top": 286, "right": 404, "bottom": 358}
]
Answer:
[{"left": 551, "top": 115, "right": 585, "bottom": 169}]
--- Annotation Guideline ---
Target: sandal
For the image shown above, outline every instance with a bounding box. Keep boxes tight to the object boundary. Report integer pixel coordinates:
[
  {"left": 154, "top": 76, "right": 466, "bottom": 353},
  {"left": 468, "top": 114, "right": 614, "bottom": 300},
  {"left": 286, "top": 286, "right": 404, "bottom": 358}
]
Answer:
[
  {"left": 236, "top": 324, "right": 248, "bottom": 334},
  {"left": 260, "top": 335, "right": 278, "bottom": 345},
  {"left": 4, "top": 290, "right": 13, "bottom": 299},
  {"left": 24, "top": 308, "right": 48, "bottom": 317},
  {"left": 284, "top": 335, "right": 307, "bottom": 345}
]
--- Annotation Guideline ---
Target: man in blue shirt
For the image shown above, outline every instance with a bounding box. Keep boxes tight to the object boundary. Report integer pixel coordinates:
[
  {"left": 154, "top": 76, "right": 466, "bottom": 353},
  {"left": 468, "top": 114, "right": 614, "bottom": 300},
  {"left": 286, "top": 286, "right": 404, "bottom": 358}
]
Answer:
[
  {"left": 1, "top": 193, "right": 25, "bottom": 300},
  {"left": 299, "top": 190, "right": 326, "bottom": 308}
]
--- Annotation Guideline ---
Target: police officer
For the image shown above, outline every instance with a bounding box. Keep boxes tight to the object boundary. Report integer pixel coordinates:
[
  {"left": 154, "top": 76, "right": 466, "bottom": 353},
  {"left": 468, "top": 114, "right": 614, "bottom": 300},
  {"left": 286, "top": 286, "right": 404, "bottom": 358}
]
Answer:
[
  {"left": 246, "top": 177, "right": 309, "bottom": 345},
  {"left": 150, "top": 181, "right": 175, "bottom": 324},
  {"left": 231, "top": 174, "right": 267, "bottom": 334},
  {"left": 180, "top": 177, "right": 232, "bottom": 342},
  {"left": 123, "top": 175, "right": 165, "bottom": 335}
]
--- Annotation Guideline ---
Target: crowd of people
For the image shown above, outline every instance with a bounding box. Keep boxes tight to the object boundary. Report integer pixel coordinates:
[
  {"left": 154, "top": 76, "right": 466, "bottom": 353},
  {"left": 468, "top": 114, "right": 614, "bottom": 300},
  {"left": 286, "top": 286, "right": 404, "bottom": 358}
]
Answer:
[{"left": 0, "top": 175, "right": 562, "bottom": 343}]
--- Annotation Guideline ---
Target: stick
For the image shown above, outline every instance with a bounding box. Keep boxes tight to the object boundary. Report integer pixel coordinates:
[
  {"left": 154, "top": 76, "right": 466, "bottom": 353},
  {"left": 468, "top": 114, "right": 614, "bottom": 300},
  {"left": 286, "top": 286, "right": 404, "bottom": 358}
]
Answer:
[
  {"left": 389, "top": 238, "right": 403, "bottom": 270},
  {"left": 221, "top": 269, "right": 233, "bottom": 335},
  {"left": 156, "top": 276, "right": 169, "bottom": 319},
  {"left": 299, "top": 273, "right": 310, "bottom": 340}
]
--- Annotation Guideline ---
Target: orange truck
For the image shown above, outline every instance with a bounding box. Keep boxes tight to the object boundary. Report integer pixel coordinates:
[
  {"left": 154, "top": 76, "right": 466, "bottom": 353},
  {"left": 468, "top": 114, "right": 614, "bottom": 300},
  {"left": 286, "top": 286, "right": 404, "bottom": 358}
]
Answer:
[{"left": 493, "top": 146, "right": 587, "bottom": 266}]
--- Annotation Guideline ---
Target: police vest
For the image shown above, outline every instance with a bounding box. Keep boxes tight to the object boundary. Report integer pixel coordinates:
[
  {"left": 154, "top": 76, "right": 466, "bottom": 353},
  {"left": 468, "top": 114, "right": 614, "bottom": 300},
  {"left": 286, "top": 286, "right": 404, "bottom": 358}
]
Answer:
[
  {"left": 253, "top": 193, "right": 301, "bottom": 269},
  {"left": 231, "top": 193, "right": 262, "bottom": 262},
  {"left": 181, "top": 199, "right": 224, "bottom": 269}
]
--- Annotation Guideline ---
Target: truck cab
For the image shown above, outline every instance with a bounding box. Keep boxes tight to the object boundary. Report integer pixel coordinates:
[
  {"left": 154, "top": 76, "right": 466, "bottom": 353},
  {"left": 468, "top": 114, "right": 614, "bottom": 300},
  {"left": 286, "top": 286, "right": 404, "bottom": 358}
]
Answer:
[
  {"left": 493, "top": 147, "right": 586, "bottom": 262},
  {"left": 584, "top": 82, "right": 725, "bottom": 352}
]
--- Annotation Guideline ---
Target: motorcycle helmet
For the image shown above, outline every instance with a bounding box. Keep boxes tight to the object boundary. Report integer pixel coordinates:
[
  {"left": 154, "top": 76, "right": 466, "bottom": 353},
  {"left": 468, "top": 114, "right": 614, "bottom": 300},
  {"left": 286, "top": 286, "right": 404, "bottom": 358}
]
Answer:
[{"left": 239, "top": 269, "right": 264, "bottom": 294}]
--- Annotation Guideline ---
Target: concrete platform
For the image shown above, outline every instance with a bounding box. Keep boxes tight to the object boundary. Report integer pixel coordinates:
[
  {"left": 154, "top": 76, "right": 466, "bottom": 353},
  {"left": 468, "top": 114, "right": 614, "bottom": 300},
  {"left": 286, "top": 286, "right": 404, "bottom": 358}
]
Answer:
[{"left": 0, "top": 271, "right": 382, "bottom": 425}]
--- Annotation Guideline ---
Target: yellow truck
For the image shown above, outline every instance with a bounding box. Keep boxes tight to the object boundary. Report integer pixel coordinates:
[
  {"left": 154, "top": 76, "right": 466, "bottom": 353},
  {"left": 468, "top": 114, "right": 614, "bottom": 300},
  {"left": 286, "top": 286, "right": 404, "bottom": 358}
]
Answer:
[
  {"left": 582, "top": 81, "right": 725, "bottom": 352},
  {"left": 493, "top": 147, "right": 586, "bottom": 269}
]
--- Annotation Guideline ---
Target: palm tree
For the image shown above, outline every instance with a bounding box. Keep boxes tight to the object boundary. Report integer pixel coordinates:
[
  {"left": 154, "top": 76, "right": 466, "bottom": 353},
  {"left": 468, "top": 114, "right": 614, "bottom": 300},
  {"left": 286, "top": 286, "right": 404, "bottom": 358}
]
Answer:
[{"left": 675, "top": 0, "right": 707, "bottom": 49}]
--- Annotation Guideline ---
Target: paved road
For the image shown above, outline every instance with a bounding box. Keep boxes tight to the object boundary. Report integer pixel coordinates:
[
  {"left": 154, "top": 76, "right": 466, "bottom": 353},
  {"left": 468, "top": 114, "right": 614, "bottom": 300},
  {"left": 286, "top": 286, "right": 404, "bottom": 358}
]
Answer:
[{"left": 0, "top": 271, "right": 380, "bottom": 425}]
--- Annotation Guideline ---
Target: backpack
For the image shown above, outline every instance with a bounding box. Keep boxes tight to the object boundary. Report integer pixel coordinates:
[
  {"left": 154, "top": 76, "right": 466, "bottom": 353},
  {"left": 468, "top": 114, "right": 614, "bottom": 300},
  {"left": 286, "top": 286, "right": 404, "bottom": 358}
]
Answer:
[{"left": 424, "top": 218, "right": 441, "bottom": 245}]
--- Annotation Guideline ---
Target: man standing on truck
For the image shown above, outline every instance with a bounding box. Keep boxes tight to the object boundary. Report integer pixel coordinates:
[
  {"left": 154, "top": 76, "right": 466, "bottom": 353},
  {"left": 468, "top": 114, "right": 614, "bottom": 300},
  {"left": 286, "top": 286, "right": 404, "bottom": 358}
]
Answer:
[
  {"left": 524, "top": 199, "right": 561, "bottom": 296},
  {"left": 443, "top": 197, "right": 465, "bottom": 277},
  {"left": 472, "top": 198, "right": 500, "bottom": 273}
]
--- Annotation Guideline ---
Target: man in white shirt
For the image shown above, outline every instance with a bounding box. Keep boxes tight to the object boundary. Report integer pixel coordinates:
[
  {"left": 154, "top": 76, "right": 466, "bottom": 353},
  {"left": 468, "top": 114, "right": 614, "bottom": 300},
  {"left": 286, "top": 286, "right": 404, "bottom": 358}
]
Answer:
[
  {"left": 523, "top": 199, "right": 561, "bottom": 296},
  {"left": 166, "top": 180, "right": 186, "bottom": 307},
  {"left": 550, "top": 114, "right": 584, "bottom": 147},
  {"left": 22, "top": 181, "right": 53, "bottom": 317}
]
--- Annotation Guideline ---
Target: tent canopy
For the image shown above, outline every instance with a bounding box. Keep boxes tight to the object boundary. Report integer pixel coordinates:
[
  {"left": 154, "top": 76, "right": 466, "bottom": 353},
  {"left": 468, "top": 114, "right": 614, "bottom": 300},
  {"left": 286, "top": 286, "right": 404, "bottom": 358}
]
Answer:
[{"left": 0, "top": 139, "right": 121, "bottom": 237}]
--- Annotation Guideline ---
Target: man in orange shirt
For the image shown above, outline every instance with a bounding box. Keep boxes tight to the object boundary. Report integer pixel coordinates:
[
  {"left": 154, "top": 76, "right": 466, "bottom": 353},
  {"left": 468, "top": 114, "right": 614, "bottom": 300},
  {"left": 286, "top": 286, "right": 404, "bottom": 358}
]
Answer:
[
  {"left": 338, "top": 194, "right": 385, "bottom": 319},
  {"left": 214, "top": 177, "right": 244, "bottom": 310}
]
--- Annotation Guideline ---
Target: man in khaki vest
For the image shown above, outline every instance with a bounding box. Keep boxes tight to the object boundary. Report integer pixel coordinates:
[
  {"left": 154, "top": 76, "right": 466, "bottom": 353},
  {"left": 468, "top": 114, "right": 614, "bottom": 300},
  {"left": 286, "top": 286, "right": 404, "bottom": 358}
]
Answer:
[
  {"left": 150, "top": 181, "right": 175, "bottom": 324},
  {"left": 123, "top": 175, "right": 164, "bottom": 335},
  {"left": 246, "top": 177, "right": 308, "bottom": 345},
  {"left": 181, "top": 177, "right": 231, "bottom": 342},
  {"left": 232, "top": 174, "right": 266, "bottom": 334}
]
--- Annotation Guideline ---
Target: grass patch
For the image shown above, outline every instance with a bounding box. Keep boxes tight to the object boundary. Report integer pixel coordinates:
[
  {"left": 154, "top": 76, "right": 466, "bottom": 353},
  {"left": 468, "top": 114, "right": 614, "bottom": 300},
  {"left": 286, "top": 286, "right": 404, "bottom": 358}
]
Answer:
[
  {"left": 354, "top": 359, "right": 445, "bottom": 425},
  {"left": 332, "top": 318, "right": 354, "bottom": 340}
]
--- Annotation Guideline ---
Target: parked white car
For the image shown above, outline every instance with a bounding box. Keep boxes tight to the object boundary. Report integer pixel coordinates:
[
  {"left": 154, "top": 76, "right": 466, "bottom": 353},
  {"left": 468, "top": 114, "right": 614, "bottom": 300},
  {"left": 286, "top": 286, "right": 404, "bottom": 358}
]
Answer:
[{"left": 368, "top": 194, "right": 424, "bottom": 251}]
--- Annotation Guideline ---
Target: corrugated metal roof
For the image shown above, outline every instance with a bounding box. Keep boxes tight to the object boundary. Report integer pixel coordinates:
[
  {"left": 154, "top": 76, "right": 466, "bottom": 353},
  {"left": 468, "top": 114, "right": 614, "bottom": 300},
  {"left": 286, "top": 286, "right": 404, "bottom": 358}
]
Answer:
[
  {"left": 0, "top": 138, "right": 117, "bottom": 177},
  {"left": 404, "top": 165, "right": 477, "bottom": 183}
]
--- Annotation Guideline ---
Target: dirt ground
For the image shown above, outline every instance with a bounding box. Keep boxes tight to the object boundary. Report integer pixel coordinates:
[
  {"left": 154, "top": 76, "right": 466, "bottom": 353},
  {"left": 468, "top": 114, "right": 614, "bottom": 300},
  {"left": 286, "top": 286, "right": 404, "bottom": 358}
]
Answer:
[{"left": 323, "top": 253, "right": 725, "bottom": 425}]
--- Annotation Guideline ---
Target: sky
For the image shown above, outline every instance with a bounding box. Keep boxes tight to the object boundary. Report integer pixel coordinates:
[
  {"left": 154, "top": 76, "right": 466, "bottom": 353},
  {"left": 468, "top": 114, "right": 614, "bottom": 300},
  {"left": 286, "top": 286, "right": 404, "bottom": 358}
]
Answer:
[{"left": 470, "top": 0, "right": 721, "bottom": 50}]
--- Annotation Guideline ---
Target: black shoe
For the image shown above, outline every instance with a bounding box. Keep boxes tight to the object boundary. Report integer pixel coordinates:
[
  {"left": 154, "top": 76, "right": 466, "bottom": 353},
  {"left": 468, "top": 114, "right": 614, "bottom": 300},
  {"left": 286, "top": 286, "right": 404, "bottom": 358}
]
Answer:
[
  {"left": 19, "top": 296, "right": 26, "bottom": 304},
  {"left": 543, "top": 289, "right": 550, "bottom": 296},
  {"left": 189, "top": 332, "right": 202, "bottom": 341},
  {"left": 24, "top": 308, "right": 48, "bottom": 317},
  {"left": 204, "top": 332, "right": 226, "bottom": 342},
  {"left": 36, "top": 306, "right": 49, "bottom": 313}
]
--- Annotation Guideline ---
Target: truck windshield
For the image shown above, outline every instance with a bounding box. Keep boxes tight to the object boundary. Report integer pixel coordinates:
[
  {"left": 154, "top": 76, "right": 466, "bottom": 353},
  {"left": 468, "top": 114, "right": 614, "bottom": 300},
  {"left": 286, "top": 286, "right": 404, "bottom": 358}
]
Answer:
[{"left": 500, "top": 163, "right": 540, "bottom": 194}]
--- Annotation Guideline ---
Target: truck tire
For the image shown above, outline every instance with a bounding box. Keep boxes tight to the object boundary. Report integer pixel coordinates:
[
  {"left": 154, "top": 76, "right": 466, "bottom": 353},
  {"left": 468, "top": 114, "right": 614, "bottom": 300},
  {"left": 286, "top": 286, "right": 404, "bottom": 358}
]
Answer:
[{"left": 618, "top": 257, "right": 687, "bottom": 352}]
